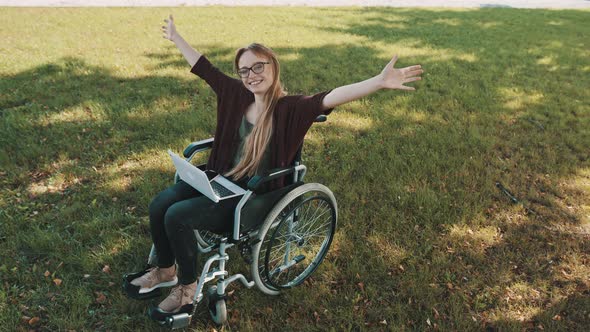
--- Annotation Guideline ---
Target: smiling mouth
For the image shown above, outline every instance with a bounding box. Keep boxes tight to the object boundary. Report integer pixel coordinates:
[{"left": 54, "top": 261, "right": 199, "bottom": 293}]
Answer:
[{"left": 249, "top": 80, "right": 262, "bottom": 86}]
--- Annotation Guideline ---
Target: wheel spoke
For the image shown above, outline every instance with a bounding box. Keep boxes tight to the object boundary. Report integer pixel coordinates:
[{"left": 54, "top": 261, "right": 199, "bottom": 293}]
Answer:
[
  {"left": 299, "top": 217, "right": 332, "bottom": 239},
  {"left": 298, "top": 209, "right": 331, "bottom": 240},
  {"left": 296, "top": 201, "right": 330, "bottom": 235}
]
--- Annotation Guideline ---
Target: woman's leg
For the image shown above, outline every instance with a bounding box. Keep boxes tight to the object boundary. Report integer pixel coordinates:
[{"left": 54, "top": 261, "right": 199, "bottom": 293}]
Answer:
[
  {"left": 155, "top": 195, "right": 241, "bottom": 313},
  {"left": 163, "top": 195, "right": 239, "bottom": 284},
  {"left": 130, "top": 181, "right": 201, "bottom": 291},
  {"left": 148, "top": 180, "right": 202, "bottom": 268}
]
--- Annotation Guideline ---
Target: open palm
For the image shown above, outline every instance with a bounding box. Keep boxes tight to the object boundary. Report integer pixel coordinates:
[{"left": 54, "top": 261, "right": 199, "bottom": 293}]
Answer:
[
  {"left": 162, "top": 15, "right": 177, "bottom": 41},
  {"left": 381, "top": 55, "right": 423, "bottom": 91}
]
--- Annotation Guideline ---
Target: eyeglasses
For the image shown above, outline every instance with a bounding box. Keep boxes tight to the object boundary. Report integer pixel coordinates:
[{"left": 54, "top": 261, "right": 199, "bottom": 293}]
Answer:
[{"left": 237, "top": 62, "right": 270, "bottom": 78}]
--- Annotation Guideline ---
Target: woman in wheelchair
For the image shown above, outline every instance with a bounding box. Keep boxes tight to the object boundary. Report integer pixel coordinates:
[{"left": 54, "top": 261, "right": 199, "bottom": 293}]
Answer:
[{"left": 124, "top": 15, "right": 422, "bottom": 320}]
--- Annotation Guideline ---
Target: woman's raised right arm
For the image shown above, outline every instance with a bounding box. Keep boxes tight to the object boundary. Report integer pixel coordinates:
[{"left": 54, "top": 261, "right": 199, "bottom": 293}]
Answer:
[{"left": 162, "top": 15, "right": 201, "bottom": 67}]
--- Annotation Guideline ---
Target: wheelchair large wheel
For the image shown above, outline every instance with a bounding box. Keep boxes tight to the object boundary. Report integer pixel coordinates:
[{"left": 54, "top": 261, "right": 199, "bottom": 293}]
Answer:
[
  {"left": 195, "top": 230, "right": 222, "bottom": 249},
  {"left": 251, "top": 183, "right": 337, "bottom": 295}
]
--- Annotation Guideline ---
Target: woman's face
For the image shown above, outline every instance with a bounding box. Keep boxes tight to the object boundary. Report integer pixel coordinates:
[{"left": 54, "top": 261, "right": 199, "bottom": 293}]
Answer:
[{"left": 238, "top": 50, "right": 274, "bottom": 96}]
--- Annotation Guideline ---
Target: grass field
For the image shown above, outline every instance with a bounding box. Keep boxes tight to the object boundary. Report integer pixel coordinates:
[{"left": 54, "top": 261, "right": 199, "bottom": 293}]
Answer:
[{"left": 1, "top": 6, "right": 589, "bottom": 331}]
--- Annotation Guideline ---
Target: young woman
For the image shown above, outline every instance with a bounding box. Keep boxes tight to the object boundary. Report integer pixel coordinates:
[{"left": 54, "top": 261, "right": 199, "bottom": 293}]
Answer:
[{"left": 126, "top": 15, "right": 422, "bottom": 318}]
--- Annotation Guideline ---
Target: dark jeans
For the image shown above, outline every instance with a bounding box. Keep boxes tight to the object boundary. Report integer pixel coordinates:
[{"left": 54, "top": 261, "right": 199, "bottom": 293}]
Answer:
[{"left": 148, "top": 180, "right": 243, "bottom": 285}]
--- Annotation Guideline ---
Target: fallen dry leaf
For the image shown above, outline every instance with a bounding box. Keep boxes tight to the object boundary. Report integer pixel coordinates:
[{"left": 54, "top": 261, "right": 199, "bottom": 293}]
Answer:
[
  {"left": 313, "top": 311, "right": 320, "bottom": 322},
  {"left": 28, "top": 316, "right": 40, "bottom": 326},
  {"left": 102, "top": 265, "right": 111, "bottom": 274},
  {"left": 53, "top": 278, "right": 62, "bottom": 286},
  {"left": 44, "top": 270, "right": 50, "bottom": 277},
  {"left": 433, "top": 307, "right": 440, "bottom": 319},
  {"left": 95, "top": 292, "right": 107, "bottom": 304},
  {"left": 229, "top": 309, "right": 240, "bottom": 325}
]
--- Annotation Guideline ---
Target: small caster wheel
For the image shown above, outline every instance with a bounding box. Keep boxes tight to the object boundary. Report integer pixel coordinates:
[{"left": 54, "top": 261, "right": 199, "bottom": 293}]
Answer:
[{"left": 206, "top": 286, "right": 227, "bottom": 325}]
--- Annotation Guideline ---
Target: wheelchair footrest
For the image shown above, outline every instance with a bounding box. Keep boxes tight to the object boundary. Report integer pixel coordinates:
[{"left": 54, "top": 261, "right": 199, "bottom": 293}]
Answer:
[
  {"left": 148, "top": 303, "right": 194, "bottom": 327},
  {"left": 122, "top": 267, "right": 164, "bottom": 300},
  {"left": 165, "top": 313, "right": 191, "bottom": 329}
]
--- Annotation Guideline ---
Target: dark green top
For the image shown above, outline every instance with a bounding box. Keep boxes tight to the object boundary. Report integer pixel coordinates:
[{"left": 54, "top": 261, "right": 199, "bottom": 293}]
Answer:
[{"left": 232, "top": 116, "right": 271, "bottom": 176}]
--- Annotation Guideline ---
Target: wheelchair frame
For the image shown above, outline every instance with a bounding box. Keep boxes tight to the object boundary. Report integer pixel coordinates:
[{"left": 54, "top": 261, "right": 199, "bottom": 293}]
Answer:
[{"left": 141, "top": 118, "right": 337, "bottom": 328}]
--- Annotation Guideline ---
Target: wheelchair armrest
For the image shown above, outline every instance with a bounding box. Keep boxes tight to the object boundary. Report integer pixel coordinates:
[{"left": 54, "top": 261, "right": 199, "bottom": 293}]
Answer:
[
  {"left": 314, "top": 115, "right": 327, "bottom": 123},
  {"left": 247, "top": 166, "right": 298, "bottom": 192},
  {"left": 183, "top": 137, "right": 214, "bottom": 158}
]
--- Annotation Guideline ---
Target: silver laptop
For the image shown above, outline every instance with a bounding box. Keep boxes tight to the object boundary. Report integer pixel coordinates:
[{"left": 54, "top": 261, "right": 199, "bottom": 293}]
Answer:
[{"left": 168, "top": 150, "right": 246, "bottom": 203}]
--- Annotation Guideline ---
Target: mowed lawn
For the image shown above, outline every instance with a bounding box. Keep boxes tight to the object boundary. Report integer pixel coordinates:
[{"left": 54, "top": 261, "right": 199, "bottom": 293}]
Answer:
[{"left": 1, "top": 6, "right": 589, "bottom": 331}]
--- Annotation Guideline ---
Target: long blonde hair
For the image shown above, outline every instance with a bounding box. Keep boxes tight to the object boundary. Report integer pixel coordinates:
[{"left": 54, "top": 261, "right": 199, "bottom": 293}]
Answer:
[{"left": 225, "top": 43, "right": 286, "bottom": 180}]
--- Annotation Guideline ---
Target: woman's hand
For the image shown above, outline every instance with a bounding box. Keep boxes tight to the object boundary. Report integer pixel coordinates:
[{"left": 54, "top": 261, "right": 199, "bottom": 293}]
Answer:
[
  {"left": 162, "top": 15, "right": 177, "bottom": 42},
  {"left": 321, "top": 55, "right": 423, "bottom": 110},
  {"left": 160, "top": 14, "right": 201, "bottom": 67},
  {"left": 380, "top": 55, "right": 423, "bottom": 91}
]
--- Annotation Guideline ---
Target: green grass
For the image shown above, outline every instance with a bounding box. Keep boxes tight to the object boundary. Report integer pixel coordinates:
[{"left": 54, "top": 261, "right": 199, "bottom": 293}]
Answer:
[{"left": 1, "top": 6, "right": 589, "bottom": 331}]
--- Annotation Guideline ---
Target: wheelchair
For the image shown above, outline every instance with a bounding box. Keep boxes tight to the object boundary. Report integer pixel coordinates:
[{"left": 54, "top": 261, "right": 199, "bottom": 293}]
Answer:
[{"left": 124, "top": 115, "right": 338, "bottom": 329}]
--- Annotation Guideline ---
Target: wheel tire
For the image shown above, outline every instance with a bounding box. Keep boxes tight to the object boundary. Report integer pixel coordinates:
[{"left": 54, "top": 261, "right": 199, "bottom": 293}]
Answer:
[
  {"left": 206, "top": 286, "right": 227, "bottom": 325},
  {"left": 251, "top": 183, "right": 337, "bottom": 295}
]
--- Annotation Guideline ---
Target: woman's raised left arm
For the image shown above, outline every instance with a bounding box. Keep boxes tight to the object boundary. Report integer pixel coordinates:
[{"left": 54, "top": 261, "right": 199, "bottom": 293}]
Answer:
[{"left": 321, "top": 55, "right": 423, "bottom": 110}]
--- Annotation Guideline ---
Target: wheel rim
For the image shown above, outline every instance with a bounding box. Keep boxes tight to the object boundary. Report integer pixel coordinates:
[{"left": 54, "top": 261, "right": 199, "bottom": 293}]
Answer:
[{"left": 260, "top": 193, "right": 336, "bottom": 289}]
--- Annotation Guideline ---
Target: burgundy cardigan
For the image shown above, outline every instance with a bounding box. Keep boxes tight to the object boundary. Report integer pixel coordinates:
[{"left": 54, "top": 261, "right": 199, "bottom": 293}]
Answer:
[{"left": 190, "top": 56, "right": 333, "bottom": 188}]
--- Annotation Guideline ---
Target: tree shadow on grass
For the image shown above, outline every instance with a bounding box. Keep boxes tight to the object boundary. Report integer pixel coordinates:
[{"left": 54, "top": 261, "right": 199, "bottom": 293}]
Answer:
[
  {"left": 0, "top": 57, "right": 220, "bottom": 179},
  {"left": 1, "top": 8, "right": 589, "bottom": 329},
  {"left": 303, "top": 7, "right": 590, "bottom": 330}
]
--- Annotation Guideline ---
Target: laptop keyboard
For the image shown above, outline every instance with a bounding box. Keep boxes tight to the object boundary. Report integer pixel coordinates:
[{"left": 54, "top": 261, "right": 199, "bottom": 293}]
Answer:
[{"left": 211, "top": 181, "right": 234, "bottom": 198}]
